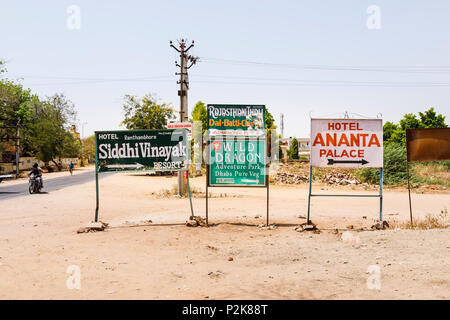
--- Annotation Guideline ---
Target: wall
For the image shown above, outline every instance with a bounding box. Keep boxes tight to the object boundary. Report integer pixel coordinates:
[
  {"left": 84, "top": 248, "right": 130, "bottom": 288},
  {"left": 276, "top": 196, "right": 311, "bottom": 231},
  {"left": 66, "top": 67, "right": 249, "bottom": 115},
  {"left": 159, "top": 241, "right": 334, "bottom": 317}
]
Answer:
[{"left": 0, "top": 157, "right": 79, "bottom": 173}]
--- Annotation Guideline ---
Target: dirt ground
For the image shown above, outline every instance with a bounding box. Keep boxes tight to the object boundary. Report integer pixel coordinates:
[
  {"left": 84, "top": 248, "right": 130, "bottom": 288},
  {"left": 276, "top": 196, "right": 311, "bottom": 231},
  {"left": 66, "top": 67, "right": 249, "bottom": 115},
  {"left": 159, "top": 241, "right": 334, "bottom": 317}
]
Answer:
[{"left": 0, "top": 167, "right": 448, "bottom": 299}]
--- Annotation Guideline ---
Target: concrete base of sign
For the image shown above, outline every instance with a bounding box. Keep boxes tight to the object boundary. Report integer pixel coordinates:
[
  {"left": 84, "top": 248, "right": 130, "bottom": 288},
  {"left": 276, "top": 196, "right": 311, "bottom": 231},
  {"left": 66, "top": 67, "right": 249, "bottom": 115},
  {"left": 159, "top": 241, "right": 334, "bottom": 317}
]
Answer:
[
  {"left": 186, "top": 216, "right": 207, "bottom": 227},
  {"left": 371, "top": 220, "right": 389, "bottom": 230},
  {"left": 294, "top": 222, "right": 318, "bottom": 232},
  {"left": 77, "top": 221, "right": 108, "bottom": 233}
]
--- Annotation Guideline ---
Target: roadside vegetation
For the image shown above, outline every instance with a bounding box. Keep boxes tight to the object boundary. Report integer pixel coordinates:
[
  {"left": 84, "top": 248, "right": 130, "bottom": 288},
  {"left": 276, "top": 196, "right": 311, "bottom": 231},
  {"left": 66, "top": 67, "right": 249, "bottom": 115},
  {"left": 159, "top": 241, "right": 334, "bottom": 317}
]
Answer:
[
  {"left": 279, "top": 107, "right": 448, "bottom": 188},
  {"left": 0, "top": 61, "right": 81, "bottom": 168},
  {"left": 390, "top": 208, "right": 449, "bottom": 229},
  {"left": 357, "top": 108, "right": 448, "bottom": 187}
]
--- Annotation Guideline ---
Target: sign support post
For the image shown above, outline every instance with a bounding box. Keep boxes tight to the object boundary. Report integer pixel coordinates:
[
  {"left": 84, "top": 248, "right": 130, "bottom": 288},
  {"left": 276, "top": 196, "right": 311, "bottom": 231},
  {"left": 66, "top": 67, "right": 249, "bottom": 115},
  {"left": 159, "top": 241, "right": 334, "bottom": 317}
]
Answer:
[
  {"left": 307, "top": 167, "right": 384, "bottom": 223},
  {"left": 205, "top": 136, "right": 269, "bottom": 226},
  {"left": 95, "top": 133, "right": 99, "bottom": 222},
  {"left": 205, "top": 182, "right": 209, "bottom": 225},
  {"left": 379, "top": 168, "right": 383, "bottom": 222},
  {"left": 266, "top": 174, "right": 270, "bottom": 226},
  {"left": 307, "top": 165, "right": 312, "bottom": 224},
  {"left": 187, "top": 174, "right": 194, "bottom": 219},
  {"left": 406, "top": 159, "right": 413, "bottom": 226},
  {"left": 266, "top": 137, "right": 270, "bottom": 226}
]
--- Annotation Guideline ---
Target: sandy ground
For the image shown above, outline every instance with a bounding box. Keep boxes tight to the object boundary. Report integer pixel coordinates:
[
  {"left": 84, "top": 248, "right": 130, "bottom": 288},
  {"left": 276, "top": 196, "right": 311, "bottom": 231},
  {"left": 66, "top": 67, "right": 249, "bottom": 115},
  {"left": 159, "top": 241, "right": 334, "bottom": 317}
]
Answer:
[{"left": 0, "top": 170, "right": 448, "bottom": 299}]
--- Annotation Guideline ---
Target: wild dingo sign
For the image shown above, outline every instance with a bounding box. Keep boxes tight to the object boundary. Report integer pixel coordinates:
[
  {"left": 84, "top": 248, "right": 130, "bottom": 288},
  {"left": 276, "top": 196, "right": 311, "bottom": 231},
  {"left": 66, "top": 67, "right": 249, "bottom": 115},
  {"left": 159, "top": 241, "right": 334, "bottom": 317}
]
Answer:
[
  {"left": 209, "top": 138, "right": 266, "bottom": 187},
  {"left": 310, "top": 119, "right": 383, "bottom": 168}
]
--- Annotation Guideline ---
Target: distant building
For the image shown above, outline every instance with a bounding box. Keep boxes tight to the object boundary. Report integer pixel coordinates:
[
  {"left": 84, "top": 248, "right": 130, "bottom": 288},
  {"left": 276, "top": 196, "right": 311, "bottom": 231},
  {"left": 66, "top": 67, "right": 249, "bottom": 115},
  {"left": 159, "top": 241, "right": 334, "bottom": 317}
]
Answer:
[
  {"left": 69, "top": 125, "right": 80, "bottom": 139},
  {"left": 297, "top": 138, "right": 311, "bottom": 154},
  {"left": 279, "top": 137, "right": 310, "bottom": 159}
]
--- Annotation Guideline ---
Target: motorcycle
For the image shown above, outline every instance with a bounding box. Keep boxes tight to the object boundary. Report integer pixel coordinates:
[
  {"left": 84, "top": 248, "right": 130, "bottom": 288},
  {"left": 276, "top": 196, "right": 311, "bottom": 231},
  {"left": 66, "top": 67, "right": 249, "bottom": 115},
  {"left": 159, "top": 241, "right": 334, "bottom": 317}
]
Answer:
[{"left": 29, "top": 174, "right": 43, "bottom": 194}]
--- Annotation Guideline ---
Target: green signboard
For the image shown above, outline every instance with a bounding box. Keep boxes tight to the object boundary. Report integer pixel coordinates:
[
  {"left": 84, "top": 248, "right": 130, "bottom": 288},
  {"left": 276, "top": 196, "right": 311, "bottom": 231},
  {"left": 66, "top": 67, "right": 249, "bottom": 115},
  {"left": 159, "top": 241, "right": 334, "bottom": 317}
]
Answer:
[
  {"left": 207, "top": 104, "right": 266, "bottom": 136},
  {"left": 209, "top": 138, "right": 266, "bottom": 186},
  {"left": 95, "top": 129, "right": 188, "bottom": 172}
]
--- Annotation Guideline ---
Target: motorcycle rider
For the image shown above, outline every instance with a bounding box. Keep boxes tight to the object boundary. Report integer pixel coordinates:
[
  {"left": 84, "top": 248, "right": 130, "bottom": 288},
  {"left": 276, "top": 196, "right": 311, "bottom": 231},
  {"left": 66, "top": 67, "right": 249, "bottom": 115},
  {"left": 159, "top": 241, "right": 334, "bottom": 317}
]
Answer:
[{"left": 28, "top": 163, "right": 44, "bottom": 188}]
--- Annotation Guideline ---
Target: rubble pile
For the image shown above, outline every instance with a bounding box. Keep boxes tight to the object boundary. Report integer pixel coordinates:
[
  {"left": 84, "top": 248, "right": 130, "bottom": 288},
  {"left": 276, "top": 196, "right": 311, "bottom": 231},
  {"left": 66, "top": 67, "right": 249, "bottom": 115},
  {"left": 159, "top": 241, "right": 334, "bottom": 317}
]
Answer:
[
  {"left": 186, "top": 216, "right": 207, "bottom": 227},
  {"left": 273, "top": 172, "right": 309, "bottom": 184},
  {"left": 77, "top": 221, "right": 108, "bottom": 233},
  {"left": 322, "top": 171, "right": 361, "bottom": 186}
]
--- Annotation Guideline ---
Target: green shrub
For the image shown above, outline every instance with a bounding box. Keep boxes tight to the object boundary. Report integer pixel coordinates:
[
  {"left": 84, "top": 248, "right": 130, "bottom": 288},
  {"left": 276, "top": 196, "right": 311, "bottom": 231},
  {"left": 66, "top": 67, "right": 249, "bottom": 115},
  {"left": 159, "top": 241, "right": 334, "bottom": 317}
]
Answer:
[
  {"left": 357, "top": 143, "right": 407, "bottom": 185},
  {"left": 288, "top": 138, "right": 299, "bottom": 160}
]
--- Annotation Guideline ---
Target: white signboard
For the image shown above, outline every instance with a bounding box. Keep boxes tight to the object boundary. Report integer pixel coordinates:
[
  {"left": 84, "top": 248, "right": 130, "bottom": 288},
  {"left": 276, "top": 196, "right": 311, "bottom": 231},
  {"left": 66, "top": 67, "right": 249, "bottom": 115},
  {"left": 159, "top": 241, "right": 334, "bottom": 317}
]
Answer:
[
  {"left": 167, "top": 122, "right": 192, "bottom": 140},
  {"left": 310, "top": 119, "right": 383, "bottom": 168}
]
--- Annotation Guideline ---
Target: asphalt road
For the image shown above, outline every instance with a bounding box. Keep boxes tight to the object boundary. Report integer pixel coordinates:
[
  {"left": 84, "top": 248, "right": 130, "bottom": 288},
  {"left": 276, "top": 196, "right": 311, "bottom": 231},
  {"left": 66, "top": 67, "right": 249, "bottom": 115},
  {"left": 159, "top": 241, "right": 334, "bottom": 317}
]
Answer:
[{"left": 0, "top": 170, "right": 110, "bottom": 200}]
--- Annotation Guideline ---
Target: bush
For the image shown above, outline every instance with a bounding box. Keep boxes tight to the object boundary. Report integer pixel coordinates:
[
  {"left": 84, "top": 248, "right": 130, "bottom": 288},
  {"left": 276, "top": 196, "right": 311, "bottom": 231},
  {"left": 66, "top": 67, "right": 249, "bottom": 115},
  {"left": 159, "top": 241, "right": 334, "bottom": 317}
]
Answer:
[
  {"left": 357, "top": 143, "right": 407, "bottom": 185},
  {"left": 288, "top": 138, "right": 299, "bottom": 160},
  {"left": 412, "top": 161, "right": 450, "bottom": 187}
]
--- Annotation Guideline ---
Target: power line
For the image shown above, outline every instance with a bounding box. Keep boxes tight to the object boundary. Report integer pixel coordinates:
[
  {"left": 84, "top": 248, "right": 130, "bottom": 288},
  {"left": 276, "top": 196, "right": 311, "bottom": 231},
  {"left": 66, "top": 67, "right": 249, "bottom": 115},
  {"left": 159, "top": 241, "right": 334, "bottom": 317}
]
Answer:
[
  {"left": 5, "top": 73, "right": 450, "bottom": 88},
  {"left": 191, "top": 79, "right": 450, "bottom": 87},
  {"left": 13, "top": 78, "right": 450, "bottom": 88},
  {"left": 2, "top": 75, "right": 172, "bottom": 86},
  {"left": 190, "top": 74, "right": 450, "bottom": 86},
  {"left": 200, "top": 57, "right": 450, "bottom": 74}
]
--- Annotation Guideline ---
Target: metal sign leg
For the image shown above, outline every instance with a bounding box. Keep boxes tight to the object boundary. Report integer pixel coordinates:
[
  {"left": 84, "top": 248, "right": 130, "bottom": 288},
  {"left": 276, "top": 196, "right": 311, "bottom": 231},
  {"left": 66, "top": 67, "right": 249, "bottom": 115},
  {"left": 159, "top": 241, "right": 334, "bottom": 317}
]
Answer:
[
  {"left": 187, "top": 173, "right": 194, "bottom": 218},
  {"left": 205, "top": 184, "right": 209, "bottom": 225},
  {"left": 406, "top": 161, "right": 413, "bottom": 226},
  {"left": 95, "top": 168, "right": 99, "bottom": 222},
  {"left": 94, "top": 133, "right": 99, "bottom": 223},
  {"left": 379, "top": 168, "right": 383, "bottom": 221},
  {"left": 307, "top": 166, "right": 312, "bottom": 224},
  {"left": 266, "top": 182, "right": 270, "bottom": 226}
]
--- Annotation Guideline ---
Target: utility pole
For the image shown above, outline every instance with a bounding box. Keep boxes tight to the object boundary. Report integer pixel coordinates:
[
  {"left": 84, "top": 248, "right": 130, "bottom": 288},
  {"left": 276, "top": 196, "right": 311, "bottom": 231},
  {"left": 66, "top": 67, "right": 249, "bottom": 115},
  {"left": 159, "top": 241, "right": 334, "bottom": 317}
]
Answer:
[
  {"left": 170, "top": 39, "right": 199, "bottom": 196},
  {"left": 280, "top": 113, "right": 284, "bottom": 139}
]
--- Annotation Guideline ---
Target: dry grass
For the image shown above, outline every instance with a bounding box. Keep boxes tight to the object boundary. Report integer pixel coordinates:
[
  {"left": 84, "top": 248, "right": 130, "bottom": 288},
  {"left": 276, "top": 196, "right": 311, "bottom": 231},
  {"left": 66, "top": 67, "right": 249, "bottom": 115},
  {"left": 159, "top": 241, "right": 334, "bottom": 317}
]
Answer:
[
  {"left": 412, "top": 162, "right": 450, "bottom": 187},
  {"left": 152, "top": 184, "right": 202, "bottom": 198},
  {"left": 391, "top": 208, "right": 449, "bottom": 230},
  {"left": 151, "top": 184, "right": 240, "bottom": 199}
]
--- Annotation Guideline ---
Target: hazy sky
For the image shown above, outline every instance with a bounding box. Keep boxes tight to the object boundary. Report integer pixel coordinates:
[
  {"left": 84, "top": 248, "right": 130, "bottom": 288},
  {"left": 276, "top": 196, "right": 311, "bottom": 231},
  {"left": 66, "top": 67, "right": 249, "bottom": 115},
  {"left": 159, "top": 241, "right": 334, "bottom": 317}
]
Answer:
[{"left": 1, "top": 0, "right": 449, "bottom": 138}]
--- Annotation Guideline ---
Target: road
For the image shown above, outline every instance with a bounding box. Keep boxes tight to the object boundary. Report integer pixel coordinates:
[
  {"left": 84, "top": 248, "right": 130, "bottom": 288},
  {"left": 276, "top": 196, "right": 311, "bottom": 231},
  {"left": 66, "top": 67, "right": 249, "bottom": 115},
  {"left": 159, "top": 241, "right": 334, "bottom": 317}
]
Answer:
[{"left": 0, "top": 170, "right": 110, "bottom": 200}]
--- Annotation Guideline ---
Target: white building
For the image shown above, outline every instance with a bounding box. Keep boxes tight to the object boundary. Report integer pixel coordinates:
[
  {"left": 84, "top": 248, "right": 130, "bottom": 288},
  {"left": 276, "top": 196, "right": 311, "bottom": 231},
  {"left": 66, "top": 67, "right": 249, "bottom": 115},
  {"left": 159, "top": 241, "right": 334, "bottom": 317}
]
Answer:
[{"left": 279, "top": 137, "right": 310, "bottom": 158}]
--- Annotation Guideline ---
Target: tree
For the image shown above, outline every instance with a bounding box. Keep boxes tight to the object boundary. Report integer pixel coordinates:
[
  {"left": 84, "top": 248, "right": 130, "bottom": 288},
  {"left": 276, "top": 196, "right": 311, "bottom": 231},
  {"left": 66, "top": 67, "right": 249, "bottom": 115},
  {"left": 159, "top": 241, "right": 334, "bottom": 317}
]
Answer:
[
  {"left": 382, "top": 121, "right": 398, "bottom": 142},
  {"left": 265, "top": 108, "right": 277, "bottom": 157},
  {"left": 29, "top": 94, "right": 81, "bottom": 164},
  {"left": 121, "top": 94, "right": 175, "bottom": 130},
  {"left": 265, "top": 109, "right": 276, "bottom": 130},
  {"left": 385, "top": 108, "right": 447, "bottom": 145},
  {"left": 1, "top": 68, "right": 81, "bottom": 166},
  {"left": 419, "top": 107, "right": 447, "bottom": 128},
  {"left": 0, "top": 60, "right": 6, "bottom": 74},
  {"left": 82, "top": 135, "right": 95, "bottom": 162},
  {"left": 190, "top": 101, "right": 207, "bottom": 134},
  {"left": 288, "top": 138, "right": 299, "bottom": 160},
  {"left": 0, "top": 79, "right": 36, "bottom": 123},
  {"left": 0, "top": 79, "right": 39, "bottom": 157}
]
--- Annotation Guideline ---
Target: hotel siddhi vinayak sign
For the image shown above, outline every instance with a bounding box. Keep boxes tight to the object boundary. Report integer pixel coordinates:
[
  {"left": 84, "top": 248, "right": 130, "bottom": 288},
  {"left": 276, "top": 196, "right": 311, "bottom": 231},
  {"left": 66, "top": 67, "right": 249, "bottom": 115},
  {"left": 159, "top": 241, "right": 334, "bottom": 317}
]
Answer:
[{"left": 310, "top": 119, "right": 383, "bottom": 168}]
